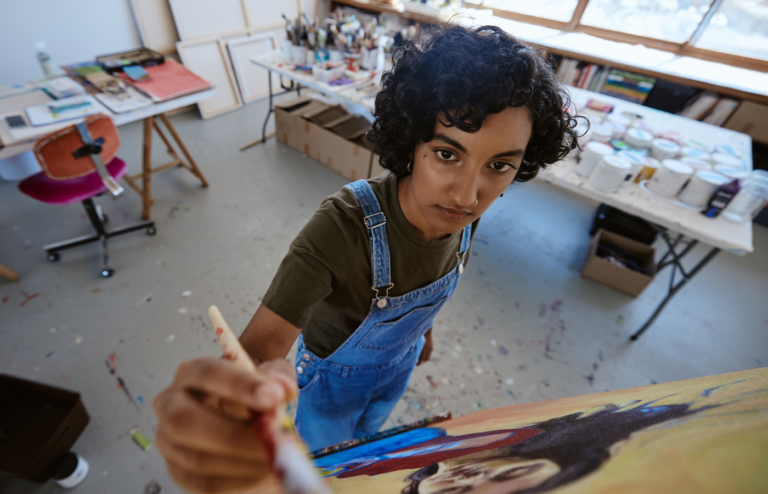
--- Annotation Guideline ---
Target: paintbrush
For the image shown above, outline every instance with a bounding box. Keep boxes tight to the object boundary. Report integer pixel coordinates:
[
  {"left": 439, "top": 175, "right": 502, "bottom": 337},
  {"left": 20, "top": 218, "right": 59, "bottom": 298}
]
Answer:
[
  {"left": 207, "top": 306, "right": 330, "bottom": 494},
  {"left": 105, "top": 359, "right": 141, "bottom": 412}
]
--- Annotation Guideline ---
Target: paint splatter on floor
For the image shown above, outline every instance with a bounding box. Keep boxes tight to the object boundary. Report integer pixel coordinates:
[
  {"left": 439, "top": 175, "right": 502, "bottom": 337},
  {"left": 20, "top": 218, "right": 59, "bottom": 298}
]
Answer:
[
  {"left": 616, "top": 315, "right": 625, "bottom": 326},
  {"left": 19, "top": 291, "right": 40, "bottom": 307},
  {"left": 498, "top": 345, "right": 509, "bottom": 356},
  {"left": 143, "top": 479, "right": 162, "bottom": 494}
]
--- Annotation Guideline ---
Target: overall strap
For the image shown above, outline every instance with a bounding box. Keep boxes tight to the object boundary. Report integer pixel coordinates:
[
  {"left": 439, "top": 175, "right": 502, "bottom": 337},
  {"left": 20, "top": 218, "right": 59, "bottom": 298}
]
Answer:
[
  {"left": 455, "top": 223, "right": 473, "bottom": 274},
  {"left": 345, "top": 180, "right": 393, "bottom": 298}
]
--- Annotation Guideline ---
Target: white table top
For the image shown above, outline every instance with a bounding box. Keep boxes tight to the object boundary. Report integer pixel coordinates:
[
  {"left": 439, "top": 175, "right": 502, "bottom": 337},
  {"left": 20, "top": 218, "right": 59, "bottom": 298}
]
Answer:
[
  {"left": 0, "top": 82, "right": 217, "bottom": 160},
  {"left": 253, "top": 54, "right": 754, "bottom": 254}
]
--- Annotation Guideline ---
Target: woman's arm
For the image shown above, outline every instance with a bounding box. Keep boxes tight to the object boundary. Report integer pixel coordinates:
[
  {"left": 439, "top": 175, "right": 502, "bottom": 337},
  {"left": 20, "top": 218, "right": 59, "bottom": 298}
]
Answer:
[{"left": 239, "top": 304, "right": 302, "bottom": 364}]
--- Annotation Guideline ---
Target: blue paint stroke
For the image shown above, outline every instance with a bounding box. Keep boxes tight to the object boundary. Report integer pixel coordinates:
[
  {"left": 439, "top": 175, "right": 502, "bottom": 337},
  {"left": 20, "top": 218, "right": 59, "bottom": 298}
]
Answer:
[
  {"left": 137, "top": 396, "right": 144, "bottom": 404},
  {"left": 701, "top": 379, "right": 748, "bottom": 397}
]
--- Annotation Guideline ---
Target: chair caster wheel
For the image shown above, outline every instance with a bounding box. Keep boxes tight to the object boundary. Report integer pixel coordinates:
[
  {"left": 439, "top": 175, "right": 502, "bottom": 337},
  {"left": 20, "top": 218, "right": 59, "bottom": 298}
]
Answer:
[
  {"left": 146, "top": 226, "right": 157, "bottom": 236},
  {"left": 101, "top": 268, "right": 115, "bottom": 278},
  {"left": 48, "top": 253, "right": 60, "bottom": 262}
]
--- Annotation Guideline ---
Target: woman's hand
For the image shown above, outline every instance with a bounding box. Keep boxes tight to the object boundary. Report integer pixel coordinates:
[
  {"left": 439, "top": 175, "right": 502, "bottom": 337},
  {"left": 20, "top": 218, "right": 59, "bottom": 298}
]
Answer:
[
  {"left": 417, "top": 328, "right": 434, "bottom": 366},
  {"left": 153, "top": 358, "right": 297, "bottom": 493}
]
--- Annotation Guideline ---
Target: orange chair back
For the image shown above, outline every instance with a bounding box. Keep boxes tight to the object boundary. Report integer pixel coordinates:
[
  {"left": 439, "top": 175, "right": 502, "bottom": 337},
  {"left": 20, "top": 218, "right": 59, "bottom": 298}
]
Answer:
[{"left": 33, "top": 114, "right": 120, "bottom": 181}]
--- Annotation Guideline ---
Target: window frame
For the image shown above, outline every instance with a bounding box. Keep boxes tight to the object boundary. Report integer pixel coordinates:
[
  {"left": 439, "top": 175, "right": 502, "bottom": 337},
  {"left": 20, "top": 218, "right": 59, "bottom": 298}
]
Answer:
[{"left": 483, "top": 0, "right": 768, "bottom": 71}]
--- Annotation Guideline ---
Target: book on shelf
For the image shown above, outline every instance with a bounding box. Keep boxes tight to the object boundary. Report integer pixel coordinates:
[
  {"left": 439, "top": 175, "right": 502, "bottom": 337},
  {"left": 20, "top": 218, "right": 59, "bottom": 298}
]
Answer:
[
  {"left": 555, "top": 58, "right": 612, "bottom": 95},
  {"left": 678, "top": 91, "right": 720, "bottom": 120},
  {"left": 600, "top": 69, "right": 656, "bottom": 104},
  {"left": 702, "top": 98, "right": 739, "bottom": 126}
]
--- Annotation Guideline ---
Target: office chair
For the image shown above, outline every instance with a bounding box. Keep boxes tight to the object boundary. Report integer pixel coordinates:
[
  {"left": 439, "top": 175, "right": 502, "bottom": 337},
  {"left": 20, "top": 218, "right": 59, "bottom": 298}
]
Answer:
[{"left": 17, "top": 114, "right": 156, "bottom": 278}]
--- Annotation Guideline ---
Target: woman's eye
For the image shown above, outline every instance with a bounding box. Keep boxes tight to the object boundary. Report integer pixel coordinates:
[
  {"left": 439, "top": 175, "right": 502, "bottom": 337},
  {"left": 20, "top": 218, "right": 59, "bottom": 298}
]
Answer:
[
  {"left": 437, "top": 150, "right": 458, "bottom": 161},
  {"left": 490, "top": 162, "right": 513, "bottom": 172}
]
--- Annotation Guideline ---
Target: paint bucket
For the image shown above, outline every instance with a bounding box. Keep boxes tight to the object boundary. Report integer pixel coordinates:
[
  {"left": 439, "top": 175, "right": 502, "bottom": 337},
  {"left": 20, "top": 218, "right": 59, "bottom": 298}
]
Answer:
[
  {"left": 576, "top": 141, "right": 613, "bottom": 178},
  {"left": 603, "top": 120, "right": 627, "bottom": 140},
  {"left": 680, "top": 138, "right": 711, "bottom": 153},
  {"left": 710, "top": 152, "right": 742, "bottom": 169},
  {"left": 680, "top": 146, "right": 710, "bottom": 161},
  {"left": 617, "top": 150, "right": 646, "bottom": 186},
  {"left": 714, "top": 165, "right": 750, "bottom": 182},
  {"left": 624, "top": 128, "right": 654, "bottom": 150},
  {"left": 591, "top": 124, "right": 613, "bottom": 143},
  {"left": 575, "top": 120, "right": 592, "bottom": 147},
  {"left": 646, "top": 159, "right": 694, "bottom": 197},
  {"left": 635, "top": 157, "right": 661, "bottom": 183},
  {"left": 607, "top": 113, "right": 631, "bottom": 129},
  {"left": 650, "top": 139, "right": 681, "bottom": 160},
  {"left": 681, "top": 156, "right": 712, "bottom": 172},
  {"left": 0, "top": 151, "right": 42, "bottom": 181},
  {"left": 714, "top": 144, "right": 742, "bottom": 158},
  {"left": 588, "top": 155, "right": 632, "bottom": 193},
  {"left": 656, "top": 130, "right": 681, "bottom": 143},
  {"left": 678, "top": 171, "right": 729, "bottom": 208},
  {"left": 52, "top": 452, "right": 89, "bottom": 488}
]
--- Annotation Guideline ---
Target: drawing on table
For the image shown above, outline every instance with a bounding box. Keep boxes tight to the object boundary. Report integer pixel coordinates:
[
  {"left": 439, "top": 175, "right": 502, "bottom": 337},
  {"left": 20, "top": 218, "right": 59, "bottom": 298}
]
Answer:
[{"left": 305, "top": 368, "right": 767, "bottom": 494}]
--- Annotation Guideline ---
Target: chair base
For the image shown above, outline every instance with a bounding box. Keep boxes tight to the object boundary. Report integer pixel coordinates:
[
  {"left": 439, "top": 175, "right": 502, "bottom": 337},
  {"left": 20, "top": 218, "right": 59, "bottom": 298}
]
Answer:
[{"left": 45, "top": 198, "right": 156, "bottom": 277}]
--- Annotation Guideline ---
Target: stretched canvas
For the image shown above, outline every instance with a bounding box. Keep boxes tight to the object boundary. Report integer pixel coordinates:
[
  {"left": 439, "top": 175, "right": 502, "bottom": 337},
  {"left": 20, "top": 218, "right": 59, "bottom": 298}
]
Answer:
[{"left": 256, "top": 367, "right": 767, "bottom": 493}]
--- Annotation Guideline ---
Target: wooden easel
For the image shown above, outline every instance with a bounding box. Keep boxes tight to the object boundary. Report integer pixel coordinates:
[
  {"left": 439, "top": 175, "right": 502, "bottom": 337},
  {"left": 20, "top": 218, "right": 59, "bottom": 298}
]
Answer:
[{"left": 123, "top": 113, "right": 209, "bottom": 220}]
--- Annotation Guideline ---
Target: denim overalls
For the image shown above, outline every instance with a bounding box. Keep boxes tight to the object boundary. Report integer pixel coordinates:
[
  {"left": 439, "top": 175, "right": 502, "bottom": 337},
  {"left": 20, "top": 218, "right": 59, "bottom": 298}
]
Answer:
[{"left": 295, "top": 179, "right": 471, "bottom": 451}]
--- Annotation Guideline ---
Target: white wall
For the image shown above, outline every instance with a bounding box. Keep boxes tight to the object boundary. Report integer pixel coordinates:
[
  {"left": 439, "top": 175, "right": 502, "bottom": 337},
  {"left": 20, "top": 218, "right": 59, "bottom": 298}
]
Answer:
[{"left": 0, "top": 0, "right": 142, "bottom": 86}]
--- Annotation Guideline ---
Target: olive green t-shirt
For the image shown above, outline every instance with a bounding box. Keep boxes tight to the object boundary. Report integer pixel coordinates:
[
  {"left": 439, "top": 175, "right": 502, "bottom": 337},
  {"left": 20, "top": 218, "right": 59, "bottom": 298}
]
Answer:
[{"left": 262, "top": 172, "right": 478, "bottom": 359}]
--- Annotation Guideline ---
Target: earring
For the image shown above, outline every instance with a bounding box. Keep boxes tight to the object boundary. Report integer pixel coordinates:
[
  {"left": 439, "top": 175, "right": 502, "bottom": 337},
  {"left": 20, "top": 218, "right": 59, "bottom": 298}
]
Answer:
[{"left": 407, "top": 162, "right": 412, "bottom": 172}]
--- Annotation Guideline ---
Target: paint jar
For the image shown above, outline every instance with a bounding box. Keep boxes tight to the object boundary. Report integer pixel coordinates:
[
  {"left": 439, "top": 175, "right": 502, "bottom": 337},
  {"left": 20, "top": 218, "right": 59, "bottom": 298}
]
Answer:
[
  {"left": 646, "top": 159, "right": 694, "bottom": 197},
  {"left": 624, "top": 128, "right": 654, "bottom": 150},
  {"left": 603, "top": 120, "right": 627, "bottom": 140},
  {"left": 291, "top": 45, "right": 308, "bottom": 64},
  {"left": 680, "top": 137, "right": 711, "bottom": 153},
  {"left": 635, "top": 157, "right": 661, "bottom": 182},
  {"left": 52, "top": 452, "right": 89, "bottom": 488},
  {"left": 677, "top": 171, "right": 729, "bottom": 208},
  {"left": 722, "top": 170, "right": 768, "bottom": 223},
  {"left": 575, "top": 119, "right": 592, "bottom": 148},
  {"left": 680, "top": 146, "right": 710, "bottom": 161},
  {"left": 588, "top": 155, "right": 632, "bottom": 193},
  {"left": 714, "top": 165, "right": 750, "bottom": 183},
  {"left": 575, "top": 141, "right": 613, "bottom": 178},
  {"left": 280, "top": 39, "right": 293, "bottom": 61},
  {"left": 329, "top": 50, "right": 344, "bottom": 62},
  {"left": 710, "top": 152, "right": 742, "bottom": 169},
  {"left": 617, "top": 150, "right": 646, "bottom": 185},
  {"left": 714, "top": 144, "right": 742, "bottom": 158},
  {"left": 650, "top": 139, "right": 681, "bottom": 160},
  {"left": 681, "top": 156, "right": 713, "bottom": 172},
  {"left": 656, "top": 130, "right": 681, "bottom": 143},
  {"left": 590, "top": 124, "right": 613, "bottom": 143},
  {"left": 607, "top": 113, "right": 631, "bottom": 129}
]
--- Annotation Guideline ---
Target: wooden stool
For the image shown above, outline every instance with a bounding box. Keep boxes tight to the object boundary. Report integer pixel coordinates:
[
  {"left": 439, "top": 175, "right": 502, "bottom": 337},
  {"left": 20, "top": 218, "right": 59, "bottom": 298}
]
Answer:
[{"left": 123, "top": 113, "right": 209, "bottom": 220}]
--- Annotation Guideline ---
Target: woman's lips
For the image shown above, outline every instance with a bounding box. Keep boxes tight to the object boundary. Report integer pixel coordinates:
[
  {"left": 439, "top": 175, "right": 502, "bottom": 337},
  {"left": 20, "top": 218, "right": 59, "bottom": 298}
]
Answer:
[{"left": 436, "top": 205, "right": 471, "bottom": 220}]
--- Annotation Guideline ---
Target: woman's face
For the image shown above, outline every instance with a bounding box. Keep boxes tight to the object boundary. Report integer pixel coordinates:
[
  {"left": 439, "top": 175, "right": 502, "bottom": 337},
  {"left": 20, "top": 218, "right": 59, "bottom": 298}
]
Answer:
[
  {"left": 399, "top": 106, "right": 533, "bottom": 239},
  {"left": 416, "top": 454, "right": 559, "bottom": 494}
]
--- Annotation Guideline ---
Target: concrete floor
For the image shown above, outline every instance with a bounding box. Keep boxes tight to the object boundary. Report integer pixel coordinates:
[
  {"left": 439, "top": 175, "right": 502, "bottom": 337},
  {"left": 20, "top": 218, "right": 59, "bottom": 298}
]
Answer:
[{"left": 1, "top": 96, "right": 767, "bottom": 493}]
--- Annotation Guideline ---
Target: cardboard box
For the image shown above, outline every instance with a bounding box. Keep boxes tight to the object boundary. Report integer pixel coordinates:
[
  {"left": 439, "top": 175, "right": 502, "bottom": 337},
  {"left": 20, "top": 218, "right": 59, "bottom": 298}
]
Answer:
[
  {"left": 581, "top": 229, "right": 656, "bottom": 297},
  {"left": 724, "top": 100, "right": 768, "bottom": 146},
  {"left": 297, "top": 105, "right": 374, "bottom": 181},
  {"left": 0, "top": 374, "right": 90, "bottom": 483},
  {"left": 274, "top": 97, "right": 325, "bottom": 150}
]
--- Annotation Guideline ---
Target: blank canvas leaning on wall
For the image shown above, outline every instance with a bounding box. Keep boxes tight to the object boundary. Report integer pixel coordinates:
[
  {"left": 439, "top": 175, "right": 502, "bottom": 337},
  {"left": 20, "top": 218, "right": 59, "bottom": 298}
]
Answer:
[
  {"left": 169, "top": 0, "right": 248, "bottom": 41},
  {"left": 227, "top": 31, "right": 281, "bottom": 104},
  {"left": 130, "top": 0, "right": 179, "bottom": 54},
  {"left": 177, "top": 38, "right": 243, "bottom": 119}
]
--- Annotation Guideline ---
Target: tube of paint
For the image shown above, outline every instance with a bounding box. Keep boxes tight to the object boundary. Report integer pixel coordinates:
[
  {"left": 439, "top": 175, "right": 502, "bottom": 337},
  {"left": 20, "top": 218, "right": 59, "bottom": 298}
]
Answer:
[{"left": 702, "top": 179, "right": 741, "bottom": 218}]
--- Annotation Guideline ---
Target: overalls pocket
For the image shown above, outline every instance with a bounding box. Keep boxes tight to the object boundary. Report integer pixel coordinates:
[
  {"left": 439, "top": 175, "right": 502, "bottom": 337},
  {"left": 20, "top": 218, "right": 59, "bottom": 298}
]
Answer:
[
  {"left": 297, "top": 362, "right": 322, "bottom": 392},
  {"left": 357, "top": 297, "right": 446, "bottom": 351}
]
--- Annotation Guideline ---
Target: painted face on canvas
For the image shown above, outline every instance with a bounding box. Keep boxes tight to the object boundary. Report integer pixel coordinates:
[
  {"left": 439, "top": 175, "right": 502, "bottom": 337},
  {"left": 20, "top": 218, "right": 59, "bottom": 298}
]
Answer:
[
  {"left": 401, "top": 106, "right": 532, "bottom": 239},
  {"left": 416, "top": 452, "right": 560, "bottom": 494}
]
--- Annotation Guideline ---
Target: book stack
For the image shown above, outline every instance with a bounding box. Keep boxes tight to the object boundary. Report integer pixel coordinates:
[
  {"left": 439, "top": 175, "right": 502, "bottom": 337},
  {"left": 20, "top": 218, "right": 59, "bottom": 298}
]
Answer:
[
  {"left": 678, "top": 92, "right": 720, "bottom": 120},
  {"left": 702, "top": 98, "right": 739, "bottom": 126},
  {"left": 555, "top": 59, "right": 618, "bottom": 95},
  {"left": 600, "top": 70, "right": 656, "bottom": 104}
]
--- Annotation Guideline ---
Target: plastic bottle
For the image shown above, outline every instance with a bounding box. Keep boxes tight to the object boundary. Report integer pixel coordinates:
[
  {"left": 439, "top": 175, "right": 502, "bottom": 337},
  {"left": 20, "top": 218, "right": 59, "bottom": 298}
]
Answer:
[{"left": 36, "top": 41, "right": 57, "bottom": 79}]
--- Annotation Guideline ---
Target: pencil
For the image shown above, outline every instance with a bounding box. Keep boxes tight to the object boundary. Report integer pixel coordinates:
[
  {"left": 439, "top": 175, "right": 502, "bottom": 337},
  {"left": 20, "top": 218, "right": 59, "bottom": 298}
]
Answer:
[{"left": 207, "top": 306, "right": 330, "bottom": 494}]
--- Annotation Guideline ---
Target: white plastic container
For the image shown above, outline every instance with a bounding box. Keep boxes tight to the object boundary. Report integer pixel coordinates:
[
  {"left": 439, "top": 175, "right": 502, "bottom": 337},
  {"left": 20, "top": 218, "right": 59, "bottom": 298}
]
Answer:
[
  {"left": 291, "top": 45, "right": 308, "bottom": 64},
  {"left": 646, "top": 159, "right": 693, "bottom": 197},
  {"left": 681, "top": 156, "right": 713, "bottom": 172},
  {"left": 588, "top": 155, "right": 632, "bottom": 193},
  {"left": 680, "top": 137, "right": 711, "bottom": 153},
  {"left": 617, "top": 150, "right": 646, "bottom": 185},
  {"left": 607, "top": 113, "right": 631, "bottom": 129},
  {"left": 575, "top": 141, "right": 613, "bottom": 177},
  {"left": 650, "top": 139, "right": 681, "bottom": 160},
  {"left": 624, "top": 128, "right": 653, "bottom": 150},
  {"left": 714, "top": 144, "right": 742, "bottom": 157},
  {"left": 280, "top": 40, "right": 293, "bottom": 61},
  {"left": 603, "top": 120, "right": 627, "bottom": 139},
  {"left": 680, "top": 146, "right": 710, "bottom": 161},
  {"left": 591, "top": 124, "right": 613, "bottom": 143},
  {"left": 714, "top": 165, "right": 750, "bottom": 182},
  {"left": 678, "top": 171, "right": 729, "bottom": 208},
  {"left": 710, "top": 152, "right": 742, "bottom": 169},
  {"left": 53, "top": 452, "right": 89, "bottom": 488},
  {"left": 312, "top": 63, "right": 345, "bottom": 83}
]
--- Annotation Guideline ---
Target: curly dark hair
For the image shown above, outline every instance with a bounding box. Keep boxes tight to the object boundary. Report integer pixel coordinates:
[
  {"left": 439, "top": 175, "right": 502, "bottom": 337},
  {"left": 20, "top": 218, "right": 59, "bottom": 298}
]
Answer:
[{"left": 367, "top": 24, "right": 580, "bottom": 182}]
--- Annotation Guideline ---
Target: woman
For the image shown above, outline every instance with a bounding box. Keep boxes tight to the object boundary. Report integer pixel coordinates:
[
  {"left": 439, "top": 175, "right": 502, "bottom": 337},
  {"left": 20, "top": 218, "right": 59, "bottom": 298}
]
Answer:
[{"left": 153, "top": 23, "right": 578, "bottom": 493}]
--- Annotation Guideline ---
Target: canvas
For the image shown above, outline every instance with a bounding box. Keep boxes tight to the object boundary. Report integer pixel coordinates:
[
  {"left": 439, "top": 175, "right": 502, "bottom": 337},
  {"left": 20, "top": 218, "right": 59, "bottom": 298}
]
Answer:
[{"left": 255, "top": 367, "right": 767, "bottom": 493}]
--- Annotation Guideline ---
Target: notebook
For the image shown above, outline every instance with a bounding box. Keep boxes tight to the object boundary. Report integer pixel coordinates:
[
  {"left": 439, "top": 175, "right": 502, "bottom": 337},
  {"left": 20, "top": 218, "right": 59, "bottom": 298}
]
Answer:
[{"left": 118, "top": 59, "right": 212, "bottom": 102}]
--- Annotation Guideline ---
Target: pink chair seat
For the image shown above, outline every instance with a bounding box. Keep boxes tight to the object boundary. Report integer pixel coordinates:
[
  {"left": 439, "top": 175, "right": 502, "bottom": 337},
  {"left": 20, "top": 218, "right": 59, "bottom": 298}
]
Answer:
[{"left": 18, "top": 157, "right": 127, "bottom": 206}]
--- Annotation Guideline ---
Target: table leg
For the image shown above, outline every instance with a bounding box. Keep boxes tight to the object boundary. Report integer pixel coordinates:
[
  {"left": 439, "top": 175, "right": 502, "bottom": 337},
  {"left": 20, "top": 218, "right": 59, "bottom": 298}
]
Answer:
[
  {"left": 158, "top": 113, "right": 209, "bottom": 187},
  {"left": 141, "top": 117, "right": 153, "bottom": 221},
  {"left": 630, "top": 226, "right": 721, "bottom": 341}
]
